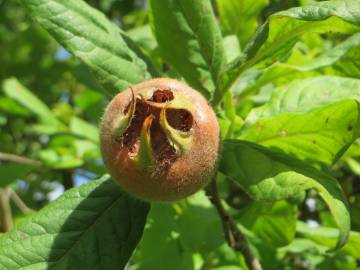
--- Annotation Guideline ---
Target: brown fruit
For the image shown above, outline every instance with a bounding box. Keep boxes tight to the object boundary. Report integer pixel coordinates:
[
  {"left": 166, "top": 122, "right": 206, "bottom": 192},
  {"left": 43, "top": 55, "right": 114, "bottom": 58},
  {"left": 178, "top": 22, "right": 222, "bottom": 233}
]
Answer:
[{"left": 100, "top": 78, "right": 219, "bottom": 201}]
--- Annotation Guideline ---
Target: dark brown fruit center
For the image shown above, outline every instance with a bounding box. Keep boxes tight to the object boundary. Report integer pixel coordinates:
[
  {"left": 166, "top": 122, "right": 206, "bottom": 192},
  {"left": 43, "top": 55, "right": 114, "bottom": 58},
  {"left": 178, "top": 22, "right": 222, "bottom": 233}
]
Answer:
[
  {"left": 148, "top": 89, "right": 174, "bottom": 103},
  {"left": 118, "top": 89, "right": 193, "bottom": 171},
  {"left": 166, "top": 109, "right": 194, "bottom": 132}
]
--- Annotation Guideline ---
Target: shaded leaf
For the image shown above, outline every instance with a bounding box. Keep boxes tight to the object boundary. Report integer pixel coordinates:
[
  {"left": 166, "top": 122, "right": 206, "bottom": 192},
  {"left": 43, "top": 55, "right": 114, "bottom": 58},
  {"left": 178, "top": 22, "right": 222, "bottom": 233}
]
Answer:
[
  {"left": 177, "top": 191, "right": 223, "bottom": 253},
  {"left": 237, "top": 201, "right": 298, "bottom": 247},
  {"left": 220, "top": 140, "right": 350, "bottom": 249},
  {"left": 137, "top": 192, "right": 223, "bottom": 269},
  {"left": 138, "top": 204, "right": 194, "bottom": 270},
  {"left": 0, "top": 175, "right": 150, "bottom": 270},
  {"left": 278, "top": 238, "right": 327, "bottom": 255},
  {"left": 297, "top": 222, "right": 360, "bottom": 260},
  {"left": 0, "top": 164, "right": 35, "bottom": 187},
  {"left": 212, "top": 266, "right": 243, "bottom": 270}
]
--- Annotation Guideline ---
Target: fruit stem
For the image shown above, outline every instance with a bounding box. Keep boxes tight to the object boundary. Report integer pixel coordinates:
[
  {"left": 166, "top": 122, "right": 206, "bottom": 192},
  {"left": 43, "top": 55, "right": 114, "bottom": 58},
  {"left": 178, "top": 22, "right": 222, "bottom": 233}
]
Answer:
[
  {"left": 0, "top": 152, "right": 42, "bottom": 166},
  {"left": 205, "top": 178, "right": 263, "bottom": 270},
  {"left": 9, "top": 189, "right": 34, "bottom": 214}
]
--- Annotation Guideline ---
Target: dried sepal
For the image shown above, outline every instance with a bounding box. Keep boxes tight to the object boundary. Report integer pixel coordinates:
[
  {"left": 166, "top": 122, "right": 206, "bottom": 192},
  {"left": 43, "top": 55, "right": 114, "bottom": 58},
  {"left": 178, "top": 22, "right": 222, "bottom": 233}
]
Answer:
[
  {"left": 134, "top": 115, "right": 155, "bottom": 169},
  {"left": 112, "top": 88, "right": 136, "bottom": 139},
  {"left": 159, "top": 104, "right": 193, "bottom": 155}
]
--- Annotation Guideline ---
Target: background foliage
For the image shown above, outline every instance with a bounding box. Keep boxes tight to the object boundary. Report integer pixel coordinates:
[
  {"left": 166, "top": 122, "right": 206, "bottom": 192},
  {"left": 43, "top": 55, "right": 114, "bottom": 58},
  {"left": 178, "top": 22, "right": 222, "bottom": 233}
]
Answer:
[{"left": 1, "top": 0, "right": 360, "bottom": 269}]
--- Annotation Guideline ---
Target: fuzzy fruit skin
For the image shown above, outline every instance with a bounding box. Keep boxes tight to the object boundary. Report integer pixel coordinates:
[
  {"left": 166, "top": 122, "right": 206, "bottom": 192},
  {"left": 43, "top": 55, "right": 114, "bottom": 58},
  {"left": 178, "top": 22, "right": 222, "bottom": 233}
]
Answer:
[{"left": 100, "top": 78, "right": 219, "bottom": 202}]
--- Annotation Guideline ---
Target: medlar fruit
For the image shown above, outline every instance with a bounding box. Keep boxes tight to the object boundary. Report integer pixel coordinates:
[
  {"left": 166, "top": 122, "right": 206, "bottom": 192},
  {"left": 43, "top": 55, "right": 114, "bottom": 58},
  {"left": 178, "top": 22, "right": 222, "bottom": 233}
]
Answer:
[{"left": 100, "top": 78, "right": 219, "bottom": 201}]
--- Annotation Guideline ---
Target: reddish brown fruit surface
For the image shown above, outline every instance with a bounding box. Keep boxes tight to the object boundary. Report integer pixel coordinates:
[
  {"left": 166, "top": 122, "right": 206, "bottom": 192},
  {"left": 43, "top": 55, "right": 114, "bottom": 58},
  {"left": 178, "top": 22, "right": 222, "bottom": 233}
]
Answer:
[{"left": 100, "top": 78, "right": 219, "bottom": 201}]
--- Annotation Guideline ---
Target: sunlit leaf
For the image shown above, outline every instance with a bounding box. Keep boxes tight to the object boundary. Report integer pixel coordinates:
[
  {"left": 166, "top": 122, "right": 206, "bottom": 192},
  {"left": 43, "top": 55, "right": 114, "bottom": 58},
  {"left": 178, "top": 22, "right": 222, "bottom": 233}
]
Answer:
[
  {"left": 2, "top": 78, "right": 65, "bottom": 130},
  {"left": 222, "top": 0, "right": 360, "bottom": 92},
  {"left": 21, "top": 0, "right": 154, "bottom": 95},
  {"left": 241, "top": 100, "right": 360, "bottom": 165},
  {"left": 149, "top": 0, "right": 225, "bottom": 100},
  {"left": 217, "top": 0, "right": 269, "bottom": 47},
  {"left": 236, "top": 33, "right": 360, "bottom": 97}
]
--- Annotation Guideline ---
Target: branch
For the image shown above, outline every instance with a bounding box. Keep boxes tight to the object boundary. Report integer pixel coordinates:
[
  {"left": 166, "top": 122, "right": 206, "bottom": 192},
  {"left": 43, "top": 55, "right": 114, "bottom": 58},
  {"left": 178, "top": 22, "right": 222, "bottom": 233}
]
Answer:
[
  {"left": 0, "top": 188, "right": 13, "bottom": 232},
  {"left": 9, "top": 189, "right": 34, "bottom": 214},
  {"left": 0, "top": 152, "right": 42, "bottom": 166},
  {"left": 62, "top": 170, "right": 74, "bottom": 190},
  {"left": 205, "top": 179, "right": 263, "bottom": 270}
]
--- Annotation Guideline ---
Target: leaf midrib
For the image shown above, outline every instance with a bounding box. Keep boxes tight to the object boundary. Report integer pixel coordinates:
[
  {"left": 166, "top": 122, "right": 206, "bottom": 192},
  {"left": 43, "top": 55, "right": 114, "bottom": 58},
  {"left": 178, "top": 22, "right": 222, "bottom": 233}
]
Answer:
[
  {"left": 49, "top": 195, "right": 122, "bottom": 269},
  {"left": 175, "top": 0, "right": 216, "bottom": 80}
]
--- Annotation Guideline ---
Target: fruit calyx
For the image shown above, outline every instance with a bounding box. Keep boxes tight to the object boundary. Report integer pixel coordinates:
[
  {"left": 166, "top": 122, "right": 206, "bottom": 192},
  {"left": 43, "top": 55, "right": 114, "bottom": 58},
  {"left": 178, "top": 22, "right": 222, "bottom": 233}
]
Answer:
[{"left": 112, "top": 87, "right": 194, "bottom": 173}]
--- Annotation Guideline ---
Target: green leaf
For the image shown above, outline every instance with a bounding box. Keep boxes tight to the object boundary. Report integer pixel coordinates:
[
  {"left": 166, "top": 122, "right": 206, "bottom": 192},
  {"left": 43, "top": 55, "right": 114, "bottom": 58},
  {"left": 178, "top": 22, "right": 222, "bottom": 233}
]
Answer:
[
  {"left": 299, "top": 33, "right": 360, "bottom": 73},
  {"left": 297, "top": 222, "right": 360, "bottom": 260},
  {"left": 334, "top": 41, "right": 360, "bottom": 78},
  {"left": 127, "top": 25, "right": 158, "bottom": 52},
  {"left": 0, "top": 115, "right": 6, "bottom": 126},
  {"left": 345, "top": 157, "right": 360, "bottom": 177},
  {"left": 20, "top": 0, "right": 153, "bottom": 95},
  {"left": 137, "top": 204, "right": 194, "bottom": 270},
  {"left": 245, "top": 0, "right": 360, "bottom": 67},
  {"left": 236, "top": 33, "right": 360, "bottom": 98},
  {"left": 0, "top": 97, "right": 31, "bottom": 116},
  {"left": 237, "top": 201, "right": 298, "bottom": 247},
  {"left": 118, "top": 29, "right": 161, "bottom": 79},
  {"left": 221, "top": 0, "right": 360, "bottom": 92},
  {"left": 135, "top": 192, "right": 223, "bottom": 269},
  {"left": 278, "top": 238, "right": 327, "bottom": 255},
  {"left": 242, "top": 99, "right": 360, "bottom": 165},
  {"left": 2, "top": 78, "right": 65, "bottom": 129},
  {"left": 212, "top": 266, "right": 244, "bottom": 270},
  {"left": 149, "top": 0, "right": 225, "bottom": 100},
  {"left": 247, "top": 76, "right": 360, "bottom": 122},
  {"left": 38, "top": 134, "right": 99, "bottom": 169},
  {"left": 222, "top": 35, "right": 242, "bottom": 64},
  {"left": 220, "top": 140, "right": 350, "bottom": 249},
  {"left": 70, "top": 117, "right": 99, "bottom": 144},
  {"left": 177, "top": 191, "right": 223, "bottom": 253},
  {"left": 217, "top": 0, "right": 269, "bottom": 47},
  {"left": 39, "top": 148, "right": 84, "bottom": 169},
  {"left": 218, "top": 90, "right": 244, "bottom": 139},
  {"left": 0, "top": 175, "right": 150, "bottom": 270},
  {"left": 0, "top": 164, "right": 35, "bottom": 187}
]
